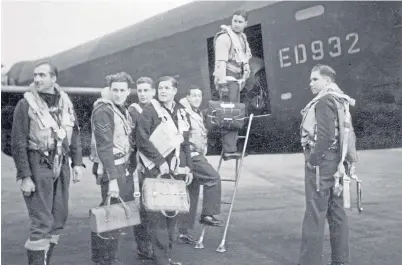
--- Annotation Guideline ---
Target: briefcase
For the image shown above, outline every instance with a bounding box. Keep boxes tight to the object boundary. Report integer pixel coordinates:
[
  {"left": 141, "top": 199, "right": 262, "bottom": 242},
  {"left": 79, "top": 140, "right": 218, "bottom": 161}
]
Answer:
[
  {"left": 206, "top": 100, "right": 246, "bottom": 131},
  {"left": 142, "top": 174, "right": 190, "bottom": 218},
  {"left": 89, "top": 196, "right": 141, "bottom": 233}
]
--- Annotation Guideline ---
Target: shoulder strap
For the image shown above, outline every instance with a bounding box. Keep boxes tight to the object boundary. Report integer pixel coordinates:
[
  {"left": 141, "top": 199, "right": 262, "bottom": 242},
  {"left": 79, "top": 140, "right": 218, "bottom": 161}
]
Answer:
[
  {"left": 23, "top": 91, "right": 59, "bottom": 130},
  {"left": 129, "top": 103, "right": 143, "bottom": 114},
  {"left": 334, "top": 99, "right": 351, "bottom": 168},
  {"left": 221, "top": 25, "right": 248, "bottom": 62},
  {"left": 23, "top": 92, "right": 40, "bottom": 113},
  {"left": 150, "top": 99, "right": 168, "bottom": 121}
]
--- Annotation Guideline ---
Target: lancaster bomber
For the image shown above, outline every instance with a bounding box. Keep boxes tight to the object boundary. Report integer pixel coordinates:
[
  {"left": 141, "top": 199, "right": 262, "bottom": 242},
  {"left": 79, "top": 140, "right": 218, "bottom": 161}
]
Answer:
[{"left": 2, "top": 1, "right": 401, "bottom": 156}]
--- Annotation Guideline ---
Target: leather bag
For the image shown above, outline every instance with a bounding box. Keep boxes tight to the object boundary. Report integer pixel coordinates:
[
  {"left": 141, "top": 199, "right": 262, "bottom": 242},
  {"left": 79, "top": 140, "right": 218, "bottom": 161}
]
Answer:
[
  {"left": 89, "top": 196, "right": 141, "bottom": 233},
  {"left": 142, "top": 174, "right": 190, "bottom": 218},
  {"left": 206, "top": 100, "right": 246, "bottom": 131}
]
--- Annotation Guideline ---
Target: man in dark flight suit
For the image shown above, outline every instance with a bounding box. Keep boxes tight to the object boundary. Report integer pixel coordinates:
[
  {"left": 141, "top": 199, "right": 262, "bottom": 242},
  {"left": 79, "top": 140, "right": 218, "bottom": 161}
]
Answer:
[
  {"left": 12, "top": 61, "right": 84, "bottom": 265},
  {"left": 90, "top": 72, "right": 135, "bottom": 265},
  {"left": 177, "top": 85, "right": 222, "bottom": 245},
  {"left": 136, "top": 76, "right": 192, "bottom": 265},
  {"left": 127, "top": 77, "right": 156, "bottom": 260},
  {"left": 298, "top": 64, "right": 358, "bottom": 265}
]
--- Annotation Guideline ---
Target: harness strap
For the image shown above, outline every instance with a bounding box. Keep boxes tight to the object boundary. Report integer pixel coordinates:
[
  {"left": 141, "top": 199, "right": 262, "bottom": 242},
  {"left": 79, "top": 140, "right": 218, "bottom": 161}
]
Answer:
[
  {"left": 333, "top": 101, "right": 351, "bottom": 195},
  {"left": 129, "top": 103, "right": 143, "bottom": 114},
  {"left": 149, "top": 100, "right": 181, "bottom": 172}
]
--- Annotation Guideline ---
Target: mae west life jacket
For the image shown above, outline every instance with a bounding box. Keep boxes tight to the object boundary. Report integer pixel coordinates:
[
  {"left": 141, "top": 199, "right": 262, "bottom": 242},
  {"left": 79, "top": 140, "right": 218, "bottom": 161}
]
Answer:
[
  {"left": 138, "top": 99, "right": 190, "bottom": 175},
  {"left": 213, "top": 25, "right": 252, "bottom": 76},
  {"left": 128, "top": 102, "right": 143, "bottom": 133},
  {"left": 300, "top": 84, "right": 359, "bottom": 177},
  {"left": 24, "top": 84, "right": 75, "bottom": 154},
  {"left": 179, "top": 98, "right": 208, "bottom": 157},
  {"left": 89, "top": 96, "right": 132, "bottom": 171}
]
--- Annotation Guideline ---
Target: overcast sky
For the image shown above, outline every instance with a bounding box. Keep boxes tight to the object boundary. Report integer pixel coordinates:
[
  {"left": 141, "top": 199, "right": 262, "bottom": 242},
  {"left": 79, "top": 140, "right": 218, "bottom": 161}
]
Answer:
[{"left": 1, "top": 0, "right": 193, "bottom": 69}]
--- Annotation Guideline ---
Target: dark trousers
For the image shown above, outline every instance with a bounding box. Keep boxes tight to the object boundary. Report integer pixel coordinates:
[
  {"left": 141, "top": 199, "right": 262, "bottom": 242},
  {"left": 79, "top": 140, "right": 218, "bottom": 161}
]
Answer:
[
  {"left": 24, "top": 151, "right": 70, "bottom": 250},
  {"left": 91, "top": 168, "right": 136, "bottom": 264},
  {"left": 142, "top": 169, "right": 181, "bottom": 265},
  {"left": 218, "top": 70, "right": 243, "bottom": 153},
  {"left": 133, "top": 172, "right": 152, "bottom": 253},
  {"left": 178, "top": 154, "right": 221, "bottom": 231},
  {"left": 147, "top": 211, "right": 177, "bottom": 265},
  {"left": 298, "top": 149, "right": 350, "bottom": 265}
]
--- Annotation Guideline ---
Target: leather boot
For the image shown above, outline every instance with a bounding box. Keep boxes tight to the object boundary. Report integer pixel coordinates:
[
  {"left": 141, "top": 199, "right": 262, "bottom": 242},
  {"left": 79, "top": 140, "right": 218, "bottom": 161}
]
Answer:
[
  {"left": 27, "top": 249, "right": 46, "bottom": 265},
  {"left": 91, "top": 231, "right": 120, "bottom": 265}
]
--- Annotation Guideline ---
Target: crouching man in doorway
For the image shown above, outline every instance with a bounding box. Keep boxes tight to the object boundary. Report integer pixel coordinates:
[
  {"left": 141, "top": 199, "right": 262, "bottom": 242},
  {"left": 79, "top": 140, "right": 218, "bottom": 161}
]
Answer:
[{"left": 177, "top": 85, "right": 223, "bottom": 245}]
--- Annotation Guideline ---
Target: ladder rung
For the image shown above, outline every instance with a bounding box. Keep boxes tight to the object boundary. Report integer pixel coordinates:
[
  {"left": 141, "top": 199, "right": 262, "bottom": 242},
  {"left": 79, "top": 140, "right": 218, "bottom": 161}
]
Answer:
[
  {"left": 221, "top": 201, "right": 232, "bottom": 205},
  {"left": 238, "top": 136, "right": 246, "bottom": 139},
  {"left": 221, "top": 179, "right": 236, "bottom": 182}
]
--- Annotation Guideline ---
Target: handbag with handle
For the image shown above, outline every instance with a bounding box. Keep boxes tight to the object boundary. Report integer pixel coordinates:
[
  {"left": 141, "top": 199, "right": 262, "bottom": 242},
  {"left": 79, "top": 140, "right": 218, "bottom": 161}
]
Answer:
[
  {"left": 206, "top": 100, "right": 246, "bottom": 132},
  {"left": 142, "top": 174, "right": 190, "bottom": 218},
  {"left": 89, "top": 196, "right": 141, "bottom": 233}
]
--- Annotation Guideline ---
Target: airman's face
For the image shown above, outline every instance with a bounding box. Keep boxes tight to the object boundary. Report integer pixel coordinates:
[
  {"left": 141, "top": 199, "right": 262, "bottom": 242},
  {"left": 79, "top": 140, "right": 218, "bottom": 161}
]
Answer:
[
  {"left": 33, "top": 64, "right": 56, "bottom": 92},
  {"left": 309, "top": 71, "right": 330, "bottom": 95},
  {"left": 231, "top": 15, "right": 247, "bottom": 33},
  {"left": 158, "top": 80, "right": 177, "bottom": 103},
  {"left": 187, "top": 89, "right": 202, "bottom": 109},
  {"left": 137, "top": 83, "right": 155, "bottom": 104},
  {"left": 110, "top": 82, "right": 130, "bottom": 105}
]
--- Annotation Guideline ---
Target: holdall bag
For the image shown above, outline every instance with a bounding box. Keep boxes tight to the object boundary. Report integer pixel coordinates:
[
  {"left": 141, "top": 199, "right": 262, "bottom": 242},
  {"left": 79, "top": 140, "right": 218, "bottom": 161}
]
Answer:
[
  {"left": 142, "top": 174, "right": 190, "bottom": 218},
  {"left": 89, "top": 196, "right": 141, "bottom": 234},
  {"left": 206, "top": 100, "right": 246, "bottom": 131}
]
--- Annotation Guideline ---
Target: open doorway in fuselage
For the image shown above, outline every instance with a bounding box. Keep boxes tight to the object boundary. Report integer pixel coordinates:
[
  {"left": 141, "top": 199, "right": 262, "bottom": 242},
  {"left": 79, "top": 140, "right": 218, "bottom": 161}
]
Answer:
[{"left": 207, "top": 23, "right": 271, "bottom": 115}]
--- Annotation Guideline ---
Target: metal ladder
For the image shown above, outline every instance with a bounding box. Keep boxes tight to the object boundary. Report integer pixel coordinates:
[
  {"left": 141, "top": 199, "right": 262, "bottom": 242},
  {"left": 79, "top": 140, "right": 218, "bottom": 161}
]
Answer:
[{"left": 194, "top": 113, "right": 254, "bottom": 252}]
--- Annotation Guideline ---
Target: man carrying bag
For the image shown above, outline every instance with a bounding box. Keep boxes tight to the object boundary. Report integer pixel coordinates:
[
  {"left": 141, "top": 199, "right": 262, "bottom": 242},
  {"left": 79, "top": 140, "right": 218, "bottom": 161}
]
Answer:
[
  {"left": 136, "top": 76, "right": 193, "bottom": 265},
  {"left": 89, "top": 72, "right": 140, "bottom": 265}
]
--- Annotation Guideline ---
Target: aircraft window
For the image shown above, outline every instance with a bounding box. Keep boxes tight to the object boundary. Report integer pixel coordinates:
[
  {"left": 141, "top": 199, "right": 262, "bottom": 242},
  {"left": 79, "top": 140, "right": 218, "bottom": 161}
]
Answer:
[{"left": 295, "top": 5, "right": 324, "bottom": 21}]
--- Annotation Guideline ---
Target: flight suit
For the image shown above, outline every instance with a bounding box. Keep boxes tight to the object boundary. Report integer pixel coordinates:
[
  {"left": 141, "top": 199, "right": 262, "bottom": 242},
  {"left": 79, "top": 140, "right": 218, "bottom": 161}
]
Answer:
[
  {"left": 90, "top": 101, "right": 133, "bottom": 265},
  {"left": 11, "top": 87, "right": 83, "bottom": 265},
  {"left": 299, "top": 95, "right": 351, "bottom": 265},
  {"left": 127, "top": 102, "right": 153, "bottom": 258},
  {"left": 177, "top": 98, "right": 221, "bottom": 232},
  {"left": 136, "top": 101, "right": 192, "bottom": 265},
  {"left": 214, "top": 27, "right": 251, "bottom": 154}
]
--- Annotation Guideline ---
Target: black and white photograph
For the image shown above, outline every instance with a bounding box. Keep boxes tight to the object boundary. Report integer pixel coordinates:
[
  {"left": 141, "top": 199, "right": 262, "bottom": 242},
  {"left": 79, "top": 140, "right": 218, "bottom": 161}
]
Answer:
[{"left": 1, "top": 1, "right": 401, "bottom": 265}]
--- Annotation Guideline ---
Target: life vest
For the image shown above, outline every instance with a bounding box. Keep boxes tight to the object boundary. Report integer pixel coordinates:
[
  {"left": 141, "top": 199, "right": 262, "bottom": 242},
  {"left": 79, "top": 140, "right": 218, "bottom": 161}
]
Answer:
[
  {"left": 138, "top": 99, "right": 190, "bottom": 175},
  {"left": 24, "top": 84, "right": 75, "bottom": 154},
  {"left": 179, "top": 98, "right": 208, "bottom": 157},
  {"left": 89, "top": 97, "right": 132, "bottom": 165},
  {"left": 300, "top": 84, "right": 358, "bottom": 176},
  {"left": 128, "top": 103, "right": 143, "bottom": 114},
  {"left": 213, "top": 25, "right": 252, "bottom": 75}
]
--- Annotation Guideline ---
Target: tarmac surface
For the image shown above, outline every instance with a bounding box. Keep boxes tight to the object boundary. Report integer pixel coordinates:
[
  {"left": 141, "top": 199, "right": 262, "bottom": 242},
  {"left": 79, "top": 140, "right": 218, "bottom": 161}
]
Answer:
[{"left": 1, "top": 149, "right": 402, "bottom": 265}]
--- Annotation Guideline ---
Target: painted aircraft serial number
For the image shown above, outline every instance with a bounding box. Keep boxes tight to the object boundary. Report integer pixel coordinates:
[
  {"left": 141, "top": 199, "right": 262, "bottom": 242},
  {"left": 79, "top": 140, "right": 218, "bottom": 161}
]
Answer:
[{"left": 279, "top": 32, "right": 360, "bottom": 68}]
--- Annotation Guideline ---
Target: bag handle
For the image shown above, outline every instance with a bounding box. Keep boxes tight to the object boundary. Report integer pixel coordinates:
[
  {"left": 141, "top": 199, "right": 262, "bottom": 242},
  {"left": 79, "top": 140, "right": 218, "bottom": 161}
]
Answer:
[
  {"left": 156, "top": 173, "right": 175, "bottom": 180},
  {"left": 104, "top": 195, "right": 132, "bottom": 223},
  {"left": 161, "top": 210, "right": 179, "bottom": 218}
]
